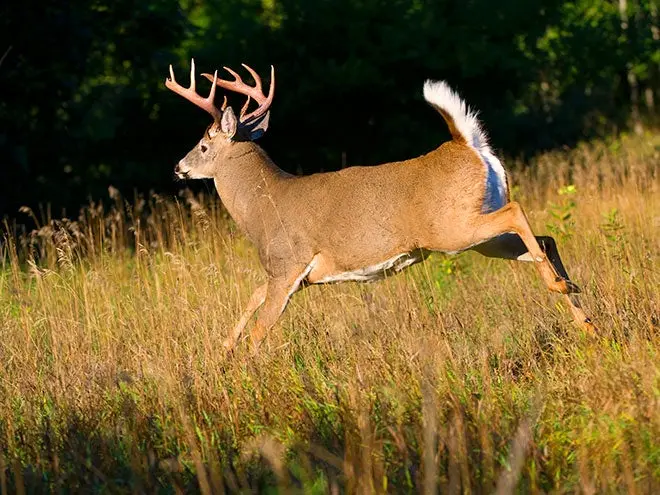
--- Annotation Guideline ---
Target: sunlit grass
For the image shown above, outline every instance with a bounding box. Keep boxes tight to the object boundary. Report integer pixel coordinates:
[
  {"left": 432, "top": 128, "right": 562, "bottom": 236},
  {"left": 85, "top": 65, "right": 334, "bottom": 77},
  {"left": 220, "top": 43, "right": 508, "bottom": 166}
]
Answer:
[{"left": 1, "top": 132, "right": 658, "bottom": 492}]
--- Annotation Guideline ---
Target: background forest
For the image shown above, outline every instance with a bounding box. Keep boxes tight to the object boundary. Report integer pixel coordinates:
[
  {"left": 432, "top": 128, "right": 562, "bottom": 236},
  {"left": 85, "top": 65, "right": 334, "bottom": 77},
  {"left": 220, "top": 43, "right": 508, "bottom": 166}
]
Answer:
[{"left": 1, "top": 0, "right": 658, "bottom": 219}]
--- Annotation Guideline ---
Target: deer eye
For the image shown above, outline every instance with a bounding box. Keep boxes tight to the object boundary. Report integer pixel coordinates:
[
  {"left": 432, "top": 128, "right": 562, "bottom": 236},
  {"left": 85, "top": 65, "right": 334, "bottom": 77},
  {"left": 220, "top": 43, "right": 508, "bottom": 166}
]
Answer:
[{"left": 200, "top": 143, "right": 209, "bottom": 153}]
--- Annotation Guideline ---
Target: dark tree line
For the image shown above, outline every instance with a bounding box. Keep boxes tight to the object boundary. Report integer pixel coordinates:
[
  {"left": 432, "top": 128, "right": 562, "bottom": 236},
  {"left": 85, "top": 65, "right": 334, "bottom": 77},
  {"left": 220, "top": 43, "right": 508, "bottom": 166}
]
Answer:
[{"left": 1, "top": 0, "right": 658, "bottom": 219}]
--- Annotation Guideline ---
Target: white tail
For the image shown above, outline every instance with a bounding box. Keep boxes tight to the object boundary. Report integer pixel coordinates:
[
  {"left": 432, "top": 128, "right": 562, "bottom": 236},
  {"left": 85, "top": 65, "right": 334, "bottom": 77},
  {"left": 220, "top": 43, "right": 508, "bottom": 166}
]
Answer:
[
  {"left": 166, "top": 61, "right": 597, "bottom": 352},
  {"left": 423, "top": 80, "right": 490, "bottom": 151}
]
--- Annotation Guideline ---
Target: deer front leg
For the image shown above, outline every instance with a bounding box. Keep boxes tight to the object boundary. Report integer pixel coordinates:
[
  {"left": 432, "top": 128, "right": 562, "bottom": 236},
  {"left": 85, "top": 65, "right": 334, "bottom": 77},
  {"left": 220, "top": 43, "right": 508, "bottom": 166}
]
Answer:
[
  {"left": 249, "top": 259, "right": 317, "bottom": 352},
  {"left": 225, "top": 282, "right": 268, "bottom": 351}
]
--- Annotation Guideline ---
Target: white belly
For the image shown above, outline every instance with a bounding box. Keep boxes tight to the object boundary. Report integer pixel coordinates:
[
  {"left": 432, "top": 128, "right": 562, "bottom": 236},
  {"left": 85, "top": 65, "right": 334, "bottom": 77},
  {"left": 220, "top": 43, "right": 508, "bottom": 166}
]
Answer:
[{"left": 314, "top": 250, "right": 427, "bottom": 284}]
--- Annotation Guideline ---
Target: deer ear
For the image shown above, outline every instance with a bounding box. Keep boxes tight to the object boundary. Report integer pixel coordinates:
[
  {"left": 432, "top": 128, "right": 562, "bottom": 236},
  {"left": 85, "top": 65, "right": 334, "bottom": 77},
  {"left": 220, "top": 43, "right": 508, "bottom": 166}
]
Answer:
[{"left": 220, "top": 107, "right": 238, "bottom": 139}]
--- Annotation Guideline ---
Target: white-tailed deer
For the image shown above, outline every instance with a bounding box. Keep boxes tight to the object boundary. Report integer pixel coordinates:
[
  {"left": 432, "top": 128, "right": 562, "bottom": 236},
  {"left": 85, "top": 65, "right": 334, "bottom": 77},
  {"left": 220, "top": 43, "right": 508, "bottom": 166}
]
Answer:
[{"left": 165, "top": 60, "right": 596, "bottom": 351}]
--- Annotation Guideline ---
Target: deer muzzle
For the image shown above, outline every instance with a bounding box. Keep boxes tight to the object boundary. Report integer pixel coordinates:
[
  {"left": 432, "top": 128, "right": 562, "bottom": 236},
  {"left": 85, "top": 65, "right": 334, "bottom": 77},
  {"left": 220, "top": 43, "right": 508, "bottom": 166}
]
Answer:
[{"left": 174, "top": 161, "right": 190, "bottom": 179}]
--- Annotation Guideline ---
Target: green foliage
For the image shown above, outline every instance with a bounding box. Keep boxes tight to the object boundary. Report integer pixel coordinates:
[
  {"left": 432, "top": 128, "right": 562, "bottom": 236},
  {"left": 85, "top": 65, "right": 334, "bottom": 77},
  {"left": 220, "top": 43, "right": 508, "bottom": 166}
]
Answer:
[
  {"left": 546, "top": 185, "right": 577, "bottom": 241},
  {"left": 601, "top": 207, "right": 626, "bottom": 244}
]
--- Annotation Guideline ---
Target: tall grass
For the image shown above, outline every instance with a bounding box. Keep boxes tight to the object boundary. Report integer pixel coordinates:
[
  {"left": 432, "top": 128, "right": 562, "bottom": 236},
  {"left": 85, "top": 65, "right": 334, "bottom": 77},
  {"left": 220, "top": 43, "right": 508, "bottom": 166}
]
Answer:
[{"left": 1, "top": 132, "right": 658, "bottom": 493}]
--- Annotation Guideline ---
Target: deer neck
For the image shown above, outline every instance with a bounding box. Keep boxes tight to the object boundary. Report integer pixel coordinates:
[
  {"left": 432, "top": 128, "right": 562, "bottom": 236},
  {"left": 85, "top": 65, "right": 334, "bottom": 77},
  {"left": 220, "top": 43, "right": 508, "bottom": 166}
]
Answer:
[{"left": 212, "top": 141, "right": 286, "bottom": 236}]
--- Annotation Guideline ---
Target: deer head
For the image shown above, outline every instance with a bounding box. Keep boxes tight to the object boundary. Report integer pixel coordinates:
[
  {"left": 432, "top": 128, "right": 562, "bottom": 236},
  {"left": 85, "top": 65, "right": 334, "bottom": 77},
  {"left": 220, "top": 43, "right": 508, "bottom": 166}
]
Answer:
[{"left": 165, "top": 59, "right": 275, "bottom": 179}]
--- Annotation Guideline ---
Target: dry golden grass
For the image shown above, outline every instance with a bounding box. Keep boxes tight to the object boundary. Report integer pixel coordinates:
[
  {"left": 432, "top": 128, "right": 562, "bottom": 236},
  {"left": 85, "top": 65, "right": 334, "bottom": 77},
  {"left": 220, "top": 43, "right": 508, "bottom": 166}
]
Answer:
[{"left": 1, "top": 132, "right": 659, "bottom": 493}]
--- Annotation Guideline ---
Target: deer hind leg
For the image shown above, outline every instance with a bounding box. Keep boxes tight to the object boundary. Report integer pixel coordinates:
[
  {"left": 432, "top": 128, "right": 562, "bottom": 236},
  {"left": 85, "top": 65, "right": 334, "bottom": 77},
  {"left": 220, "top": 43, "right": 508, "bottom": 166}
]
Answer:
[
  {"left": 470, "top": 201, "right": 577, "bottom": 294},
  {"left": 474, "top": 234, "right": 572, "bottom": 280},
  {"left": 535, "top": 236, "right": 597, "bottom": 332},
  {"left": 224, "top": 282, "right": 268, "bottom": 351},
  {"left": 471, "top": 209, "right": 596, "bottom": 331},
  {"left": 249, "top": 259, "right": 317, "bottom": 352}
]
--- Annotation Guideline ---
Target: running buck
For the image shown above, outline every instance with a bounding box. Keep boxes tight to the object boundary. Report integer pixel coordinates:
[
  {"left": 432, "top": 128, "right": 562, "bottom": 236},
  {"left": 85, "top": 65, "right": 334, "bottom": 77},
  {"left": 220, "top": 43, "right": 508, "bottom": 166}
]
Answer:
[{"left": 165, "top": 60, "right": 596, "bottom": 351}]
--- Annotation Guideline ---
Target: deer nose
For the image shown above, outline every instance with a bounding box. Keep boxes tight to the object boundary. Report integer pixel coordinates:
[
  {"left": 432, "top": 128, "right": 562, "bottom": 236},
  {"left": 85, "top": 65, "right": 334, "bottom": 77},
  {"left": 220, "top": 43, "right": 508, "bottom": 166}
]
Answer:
[{"left": 174, "top": 161, "right": 190, "bottom": 179}]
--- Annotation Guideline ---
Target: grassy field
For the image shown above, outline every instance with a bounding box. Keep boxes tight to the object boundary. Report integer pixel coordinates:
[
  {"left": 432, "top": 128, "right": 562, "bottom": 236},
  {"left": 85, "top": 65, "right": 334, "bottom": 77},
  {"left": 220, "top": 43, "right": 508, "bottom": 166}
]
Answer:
[{"left": 1, "top": 132, "right": 659, "bottom": 493}]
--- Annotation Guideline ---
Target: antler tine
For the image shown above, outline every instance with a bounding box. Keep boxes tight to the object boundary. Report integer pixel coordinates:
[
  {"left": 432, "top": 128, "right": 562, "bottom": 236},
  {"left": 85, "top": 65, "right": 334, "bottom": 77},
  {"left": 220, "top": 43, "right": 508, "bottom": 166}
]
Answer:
[
  {"left": 202, "top": 64, "right": 275, "bottom": 125},
  {"left": 165, "top": 60, "right": 222, "bottom": 122},
  {"left": 190, "top": 59, "right": 195, "bottom": 91},
  {"left": 222, "top": 66, "right": 244, "bottom": 84},
  {"left": 208, "top": 70, "right": 218, "bottom": 109},
  {"left": 240, "top": 96, "right": 252, "bottom": 119},
  {"left": 241, "top": 63, "right": 262, "bottom": 93},
  {"left": 267, "top": 65, "right": 275, "bottom": 102}
]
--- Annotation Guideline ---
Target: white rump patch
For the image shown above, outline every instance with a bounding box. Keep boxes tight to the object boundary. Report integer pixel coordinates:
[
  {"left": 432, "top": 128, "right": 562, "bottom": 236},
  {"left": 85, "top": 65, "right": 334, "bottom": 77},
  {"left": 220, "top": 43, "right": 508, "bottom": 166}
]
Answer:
[
  {"left": 423, "top": 79, "right": 508, "bottom": 213},
  {"left": 314, "top": 251, "right": 426, "bottom": 284},
  {"left": 480, "top": 149, "right": 507, "bottom": 213}
]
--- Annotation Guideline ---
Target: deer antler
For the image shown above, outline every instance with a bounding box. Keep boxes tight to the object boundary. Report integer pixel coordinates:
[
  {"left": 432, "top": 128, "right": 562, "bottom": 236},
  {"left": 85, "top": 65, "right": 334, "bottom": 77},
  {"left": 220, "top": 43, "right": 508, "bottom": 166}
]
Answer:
[
  {"left": 202, "top": 64, "right": 275, "bottom": 125},
  {"left": 165, "top": 59, "right": 224, "bottom": 122}
]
